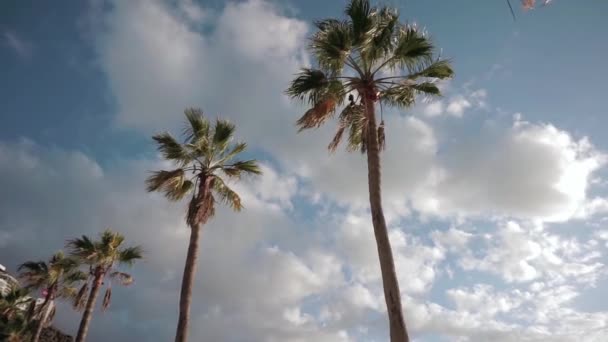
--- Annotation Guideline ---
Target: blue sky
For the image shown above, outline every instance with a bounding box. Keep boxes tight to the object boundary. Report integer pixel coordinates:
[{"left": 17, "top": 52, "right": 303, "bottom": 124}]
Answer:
[{"left": 2, "top": 1, "right": 608, "bottom": 341}]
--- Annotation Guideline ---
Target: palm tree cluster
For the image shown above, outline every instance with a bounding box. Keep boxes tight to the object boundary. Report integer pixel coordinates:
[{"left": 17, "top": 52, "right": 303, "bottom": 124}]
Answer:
[
  {"left": 0, "top": 231, "right": 142, "bottom": 342},
  {"left": 2, "top": 1, "right": 458, "bottom": 341}
]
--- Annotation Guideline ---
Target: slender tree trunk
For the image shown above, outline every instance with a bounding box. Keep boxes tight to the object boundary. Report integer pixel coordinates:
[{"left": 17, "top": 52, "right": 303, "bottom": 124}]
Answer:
[
  {"left": 75, "top": 272, "right": 103, "bottom": 342},
  {"left": 363, "top": 94, "right": 410, "bottom": 342},
  {"left": 31, "top": 288, "right": 55, "bottom": 342},
  {"left": 174, "top": 223, "right": 202, "bottom": 342}
]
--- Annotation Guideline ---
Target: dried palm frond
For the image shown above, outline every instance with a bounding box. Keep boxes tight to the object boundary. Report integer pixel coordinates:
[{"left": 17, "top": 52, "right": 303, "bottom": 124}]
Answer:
[
  {"left": 296, "top": 96, "right": 337, "bottom": 131},
  {"left": 73, "top": 282, "right": 89, "bottom": 311},
  {"left": 102, "top": 287, "right": 112, "bottom": 312},
  {"left": 377, "top": 120, "right": 386, "bottom": 151}
]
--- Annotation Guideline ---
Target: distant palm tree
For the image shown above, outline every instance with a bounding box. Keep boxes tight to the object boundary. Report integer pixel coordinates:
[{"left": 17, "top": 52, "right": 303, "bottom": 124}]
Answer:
[
  {"left": 0, "top": 287, "right": 34, "bottom": 342},
  {"left": 146, "top": 109, "right": 261, "bottom": 342},
  {"left": 18, "top": 251, "right": 86, "bottom": 342},
  {"left": 286, "top": 1, "right": 453, "bottom": 341},
  {"left": 0, "top": 313, "right": 32, "bottom": 342},
  {"left": 66, "top": 230, "right": 142, "bottom": 342},
  {"left": 0, "top": 287, "right": 33, "bottom": 321}
]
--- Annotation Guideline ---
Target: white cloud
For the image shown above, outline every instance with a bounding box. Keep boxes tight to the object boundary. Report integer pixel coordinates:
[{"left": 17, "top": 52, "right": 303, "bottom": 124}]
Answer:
[{"left": 428, "top": 119, "right": 606, "bottom": 221}]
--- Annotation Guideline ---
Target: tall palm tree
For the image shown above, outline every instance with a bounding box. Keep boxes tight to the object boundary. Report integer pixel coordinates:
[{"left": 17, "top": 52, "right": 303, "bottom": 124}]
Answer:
[
  {"left": 66, "top": 230, "right": 142, "bottom": 342},
  {"left": 286, "top": 1, "right": 453, "bottom": 341},
  {"left": 18, "top": 251, "right": 85, "bottom": 342},
  {"left": 146, "top": 109, "right": 261, "bottom": 342}
]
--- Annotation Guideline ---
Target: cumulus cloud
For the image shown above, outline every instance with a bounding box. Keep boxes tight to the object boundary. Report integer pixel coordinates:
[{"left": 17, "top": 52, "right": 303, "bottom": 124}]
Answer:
[{"left": 427, "top": 118, "right": 606, "bottom": 221}]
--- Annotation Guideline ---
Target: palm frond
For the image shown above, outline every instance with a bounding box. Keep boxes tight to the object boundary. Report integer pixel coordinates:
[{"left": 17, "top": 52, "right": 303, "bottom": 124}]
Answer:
[
  {"left": 222, "top": 160, "right": 262, "bottom": 179},
  {"left": 212, "top": 119, "right": 236, "bottom": 153},
  {"left": 118, "top": 246, "right": 143, "bottom": 267},
  {"left": 186, "top": 177, "right": 216, "bottom": 227},
  {"left": 389, "top": 25, "right": 434, "bottom": 71},
  {"left": 183, "top": 108, "right": 210, "bottom": 143},
  {"left": 101, "top": 287, "right": 112, "bottom": 312},
  {"left": 328, "top": 125, "right": 346, "bottom": 153},
  {"left": 406, "top": 59, "right": 454, "bottom": 80},
  {"left": 109, "top": 272, "right": 134, "bottom": 286},
  {"left": 345, "top": 0, "right": 375, "bottom": 46},
  {"left": 285, "top": 68, "right": 329, "bottom": 105},
  {"left": 296, "top": 96, "right": 338, "bottom": 131},
  {"left": 213, "top": 178, "right": 243, "bottom": 212},
  {"left": 146, "top": 169, "right": 193, "bottom": 201},
  {"left": 152, "top": 132, "right": 192, "bottom": 166},
  {"left": 73, "top": 282, "right": 89, "bottom": 311},
  {"left": 309, "top": 19, "right": 352, "bottom": 73},
  {"left": 363, "top": 7, "right": 399, "bottom": 63},
  {"left": 380, "top": 84, "right": 415, "bottom": 108},
  {"left": 66, "top": 236, "right": 97, "bottom": 261}
]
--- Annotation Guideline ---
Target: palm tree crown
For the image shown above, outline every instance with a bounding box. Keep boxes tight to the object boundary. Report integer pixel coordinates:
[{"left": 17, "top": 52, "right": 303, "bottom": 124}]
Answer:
[
  {"left": 146, "top": 108, "right": 262, "bottom": 227},
  {"left": 67, "top": 230, "right": 142, "bottom": 311},
  {"left": 286, "top": 0, "right": 454, "bottom": 151},
  {"left": 18, "top": 251, "right": 84, "bottom": 299}
]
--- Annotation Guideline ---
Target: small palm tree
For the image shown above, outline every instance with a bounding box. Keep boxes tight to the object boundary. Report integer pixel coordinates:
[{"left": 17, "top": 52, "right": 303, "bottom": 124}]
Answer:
[
  {"left": 0, "top": 287, "right": 34, "bottom": 342},
  {"left": 18, "top": 251, "right": 86, "bottom": 342},
  {"left": 0, "top": 313, "right": 32, "bottom": 342},
  {"left": 0, "top": 287, "right": 34, "bottom": 321},
  {"left": 146, "top": 109, "right": 261, "bottom": 342},
  {"left": 286, "top": 1, "right": 453, "bottom": 341},
  {"left": 66, "top": 230, "right": 143, "bottom": 342}
]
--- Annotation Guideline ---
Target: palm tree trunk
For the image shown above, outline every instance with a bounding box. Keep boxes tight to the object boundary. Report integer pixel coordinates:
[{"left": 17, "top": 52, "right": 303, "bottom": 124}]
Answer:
[
  {"left": 363, "top": 95, "right": 410, "bottom": 342},
  {"left": 75, "top": 272, "right": 103, "bottom": 342},
  {"left": 175, "top": 223, "right": 202, "bottom": 342},
  {"left": 31, "top": 288, "right": 54, "bottom": 342}
]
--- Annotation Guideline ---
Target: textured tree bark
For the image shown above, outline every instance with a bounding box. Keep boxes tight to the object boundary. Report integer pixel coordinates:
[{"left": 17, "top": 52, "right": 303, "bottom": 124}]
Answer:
[
  {"left": 75, "top": 272, "right": 103, "bottom": 342},
  {"left": 174, "top": 223, "right": 201, "bottom": 342},
  {"left": 364, "top": 94, "right": 410, "bottom": 342},
  {"left": 31, "top": 287, "right": 54, "bottom": 342}
]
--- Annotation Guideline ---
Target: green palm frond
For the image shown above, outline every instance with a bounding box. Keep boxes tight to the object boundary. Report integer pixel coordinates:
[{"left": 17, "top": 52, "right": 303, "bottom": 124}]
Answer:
[
  {"left": 212, "top": 119, "right": 236, "bottom": 152},
  {"left": 345, "top": 0, "right": 375, "bottom": 46},
  {"left": 285, "top": 68, "right": 329, "bottom": 105},
  {"left": 310, "top": 19, "right": 352, "bottom": 73},
  {"left": 363, "top": 7, "right": 398, "bottom": 62},
  {"left": 213, "top": 178, "right": 243, "bottom": 212},
  {"left": 118, "top": 246, "right": 143, "bottom": 267},
  {"left": 216, "top": 142, "right": 247, "bottom": 165},
  {"left": 406, "top": 59, "right": 454, "bottom": 80},
  {"left": 146, "top": 169, "right": 193, "bottom": 201},
  {"left": 183, "top": 108, "right": 210, "bottom": 143},
  {"left": 387, "top": 25, "right": 434, "bottom": 71},
  {"left": 152, "top": 132, "right": 192, "bottom": 166},
  {"left": 222, "top": 160, "right": 262, "bottom": 179}
]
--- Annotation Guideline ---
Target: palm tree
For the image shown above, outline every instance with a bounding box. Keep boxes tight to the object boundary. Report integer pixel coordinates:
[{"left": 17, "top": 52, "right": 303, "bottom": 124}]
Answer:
[
  {"left": 0, "top": 287, "right": 34, "bottom": 342},
  {"left": 146, "top": 109, "right": 262, "bottom": 342},
  {"left": 66, "top": 230, "right": 142, "bottom": 342},
  {"left": 0, "top": 313, "right": 32, "bottom": 342},
  {"left": 0, "top": 287, "right": 34, "bottom": 321},
  {"left": 18, "top": 251, "right": 86, "bottom": 342},
  {"left": 285, "top": 1, "right": 453, "bottom": 341}
]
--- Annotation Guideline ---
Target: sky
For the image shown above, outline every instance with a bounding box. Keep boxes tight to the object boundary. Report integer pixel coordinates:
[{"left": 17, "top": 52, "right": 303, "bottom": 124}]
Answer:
[{"left": 1, "top": 0, "right": 608, "bottom": 341}]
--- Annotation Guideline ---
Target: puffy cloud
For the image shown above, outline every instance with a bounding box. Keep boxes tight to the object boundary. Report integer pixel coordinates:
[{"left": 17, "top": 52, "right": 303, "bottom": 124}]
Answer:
[{"left": 428, "top": 118, "right": 606, "bottom": 221}]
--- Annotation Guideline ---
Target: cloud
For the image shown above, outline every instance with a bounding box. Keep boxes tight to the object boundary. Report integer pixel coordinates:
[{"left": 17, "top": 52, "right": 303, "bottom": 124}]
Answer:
[
  {"left": 427, "top": 118, "right": 606, "bottom": 221},
  {"left": 3, "top": 31, "right": 33, "bottom": 58}
]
